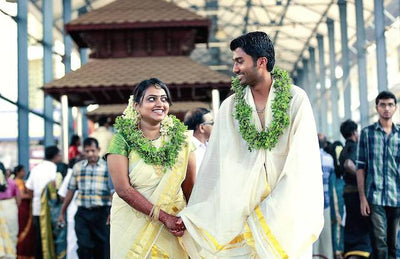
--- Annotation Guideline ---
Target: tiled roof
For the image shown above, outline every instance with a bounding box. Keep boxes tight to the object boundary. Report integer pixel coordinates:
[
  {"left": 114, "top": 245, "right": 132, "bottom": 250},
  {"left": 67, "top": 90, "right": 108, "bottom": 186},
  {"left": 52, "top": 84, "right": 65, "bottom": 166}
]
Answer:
[
  {"left": 43, "top": 56, "right": 231, "bottom": 106},
  {"left": 68, "top": 0, "right": 209, "bottom": 27},
  {"left": 44, "top": 56, "right": 230, "bottom": 89}
]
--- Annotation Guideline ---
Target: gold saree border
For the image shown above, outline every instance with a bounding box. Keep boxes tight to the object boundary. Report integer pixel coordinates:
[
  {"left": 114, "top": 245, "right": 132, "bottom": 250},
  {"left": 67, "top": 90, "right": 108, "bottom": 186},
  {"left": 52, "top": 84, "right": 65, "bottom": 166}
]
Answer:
[
  {"left": 40, "top": 183, "right": 67, "bottom": 259},
  {"left": 198, "top": 228, "right": 248, "bottom": 252},
  {"left": 251, "top": 174, "right": 288, "bottom": 259},
  {"left": 40, "top": 187, "right": 56, "bottom": 259},
  {"left": 151, "top": 244, "right": 169, "bottom": 258},
  {"left": 253, "top": 205, "right": 288, "bottom": 259}
]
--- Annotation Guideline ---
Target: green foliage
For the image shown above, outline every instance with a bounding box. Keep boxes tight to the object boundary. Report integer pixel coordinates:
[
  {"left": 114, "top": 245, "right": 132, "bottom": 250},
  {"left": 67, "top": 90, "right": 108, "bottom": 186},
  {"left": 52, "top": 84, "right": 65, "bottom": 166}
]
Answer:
[
  {"left": 114, "top": 115, "right": 187, "bottom": 170},
  {"left": 231, "top": 67, "right": 292, "bottom": 151}
]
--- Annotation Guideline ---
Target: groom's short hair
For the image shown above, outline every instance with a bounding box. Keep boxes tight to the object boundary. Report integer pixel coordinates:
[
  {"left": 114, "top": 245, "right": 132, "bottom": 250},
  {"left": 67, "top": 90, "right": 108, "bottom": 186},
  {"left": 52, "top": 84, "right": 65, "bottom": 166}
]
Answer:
[{"left": 230, "top": 31, "right": 275, "bottom": 72}]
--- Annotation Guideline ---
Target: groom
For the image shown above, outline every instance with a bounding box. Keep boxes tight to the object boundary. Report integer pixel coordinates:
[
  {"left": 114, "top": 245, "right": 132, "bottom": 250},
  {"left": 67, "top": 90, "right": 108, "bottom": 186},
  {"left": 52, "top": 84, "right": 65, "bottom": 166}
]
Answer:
[{"left": 179, "top": 31, "right": 324, "bottom": 258}]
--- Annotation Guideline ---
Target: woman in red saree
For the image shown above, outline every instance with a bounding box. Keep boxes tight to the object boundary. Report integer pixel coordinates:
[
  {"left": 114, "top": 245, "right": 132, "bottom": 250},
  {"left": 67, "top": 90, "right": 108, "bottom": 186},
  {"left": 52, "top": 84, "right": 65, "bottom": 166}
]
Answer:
[{"left": 14, "top": 165, "right": 35, "bottom": 259}]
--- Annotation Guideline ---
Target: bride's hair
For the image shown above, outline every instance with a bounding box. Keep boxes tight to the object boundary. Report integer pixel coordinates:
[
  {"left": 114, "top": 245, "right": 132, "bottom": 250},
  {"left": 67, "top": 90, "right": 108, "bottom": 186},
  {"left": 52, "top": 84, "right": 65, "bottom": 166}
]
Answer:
[{"left": 133, "top": 78, "right": 172, "bottom": 106}]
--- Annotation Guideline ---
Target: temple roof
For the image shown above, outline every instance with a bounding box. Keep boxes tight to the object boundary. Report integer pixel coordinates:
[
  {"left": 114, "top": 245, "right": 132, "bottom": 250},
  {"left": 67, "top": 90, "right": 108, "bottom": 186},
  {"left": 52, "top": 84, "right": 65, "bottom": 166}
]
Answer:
[
  {"left": 43, "top": 56, "right": 231, "bottom": 106},
  {"left": 66, "top": 0, "right": 210, "bottom": 47}
]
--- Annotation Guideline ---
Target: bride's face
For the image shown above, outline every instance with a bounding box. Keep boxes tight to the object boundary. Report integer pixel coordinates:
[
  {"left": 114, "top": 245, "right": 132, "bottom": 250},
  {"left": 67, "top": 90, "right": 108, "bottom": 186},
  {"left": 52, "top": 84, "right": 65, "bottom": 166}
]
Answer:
[{"left": 135, "top": 85, "right": 170, "bottom": 124}]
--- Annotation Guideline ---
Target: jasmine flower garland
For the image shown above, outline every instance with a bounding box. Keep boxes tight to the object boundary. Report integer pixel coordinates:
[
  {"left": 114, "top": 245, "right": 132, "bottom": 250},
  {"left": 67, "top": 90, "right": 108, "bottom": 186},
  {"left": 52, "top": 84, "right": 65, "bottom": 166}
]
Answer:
[
  {"left": 232, "top": 67, "right": 292, "bottom": 151},
  {"left": 114, "top": 95, "right": 187, "bottom": 170}
]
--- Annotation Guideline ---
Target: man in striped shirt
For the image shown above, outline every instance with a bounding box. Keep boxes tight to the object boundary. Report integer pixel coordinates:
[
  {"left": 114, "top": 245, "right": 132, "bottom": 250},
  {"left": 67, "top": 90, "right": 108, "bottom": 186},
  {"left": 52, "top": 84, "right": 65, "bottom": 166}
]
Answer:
[{"left": 356, "top": 91, "right": 400, "bottom": 259}]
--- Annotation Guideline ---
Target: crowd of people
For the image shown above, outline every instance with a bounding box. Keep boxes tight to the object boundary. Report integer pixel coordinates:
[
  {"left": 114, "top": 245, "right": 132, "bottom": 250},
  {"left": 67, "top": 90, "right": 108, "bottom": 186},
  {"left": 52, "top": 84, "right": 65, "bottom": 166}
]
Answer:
[
  {"left": 0, "top": 115, "right": 115, "bottom": 259},
  {"left": 314, "top": 90, "right": 400, "bottom": 259},
  {"left": 0, "top": 31, "right": 399, "bottom": 259}
]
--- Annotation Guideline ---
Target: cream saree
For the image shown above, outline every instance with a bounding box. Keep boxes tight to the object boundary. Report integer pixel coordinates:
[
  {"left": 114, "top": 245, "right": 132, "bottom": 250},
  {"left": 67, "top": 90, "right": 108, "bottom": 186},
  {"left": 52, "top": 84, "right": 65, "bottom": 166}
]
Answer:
[
  {"left": 107, "top": 131, "right": 192, "bottom": 259},
  {"left": 0, "top": 198, "right": 18, "bottom": 259}
]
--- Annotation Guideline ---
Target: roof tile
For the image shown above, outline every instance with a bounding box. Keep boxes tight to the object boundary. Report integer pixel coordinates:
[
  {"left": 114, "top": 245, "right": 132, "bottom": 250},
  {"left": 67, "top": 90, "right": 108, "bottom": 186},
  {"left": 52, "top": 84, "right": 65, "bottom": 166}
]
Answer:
[
  {"left": 44, "top": 56, "right": 231, "bottom": 89},
  {"left": 69, "top": 0, "right": 207, "bottom": 26}
]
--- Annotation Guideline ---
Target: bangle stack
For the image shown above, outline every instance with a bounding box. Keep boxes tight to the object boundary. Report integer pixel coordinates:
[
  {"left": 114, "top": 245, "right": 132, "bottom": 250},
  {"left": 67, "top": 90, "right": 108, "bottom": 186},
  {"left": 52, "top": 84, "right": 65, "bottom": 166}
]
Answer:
[{"left": 149, "top": 205, "right": 161, "bottom": 221}]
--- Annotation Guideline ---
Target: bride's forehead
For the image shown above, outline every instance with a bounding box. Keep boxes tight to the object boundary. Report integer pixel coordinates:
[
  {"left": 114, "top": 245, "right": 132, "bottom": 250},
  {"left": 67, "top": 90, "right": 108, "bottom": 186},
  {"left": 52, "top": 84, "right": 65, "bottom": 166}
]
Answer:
[{"left": 143, "top": 86, "right": 167, "bottom": 96}]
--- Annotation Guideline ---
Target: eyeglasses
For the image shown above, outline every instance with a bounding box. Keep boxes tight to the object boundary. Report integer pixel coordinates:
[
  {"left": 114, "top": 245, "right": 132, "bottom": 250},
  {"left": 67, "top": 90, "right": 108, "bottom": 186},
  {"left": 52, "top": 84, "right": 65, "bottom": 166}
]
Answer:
[
  {"left": 377, "top": 103, "right": 396, "bottom": 109},
  {"left": 201, "top": 121, "right": 214, "bottom": 126}
]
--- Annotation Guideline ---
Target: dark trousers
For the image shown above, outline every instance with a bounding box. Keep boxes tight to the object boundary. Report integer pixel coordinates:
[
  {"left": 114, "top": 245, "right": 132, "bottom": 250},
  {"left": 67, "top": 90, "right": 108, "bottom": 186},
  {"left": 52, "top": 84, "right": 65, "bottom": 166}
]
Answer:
[
  {"left": 75, "top": 206, "right": 110, "bottom": 259},
  {"left": 369, "top": 205, "right": 400, "bottom": 259},
  {"left": 33, "top": 216, "right": 43, "bottom": 259},
  {"left": 343, "top": 192, "right": 371, "bottom": 255}
]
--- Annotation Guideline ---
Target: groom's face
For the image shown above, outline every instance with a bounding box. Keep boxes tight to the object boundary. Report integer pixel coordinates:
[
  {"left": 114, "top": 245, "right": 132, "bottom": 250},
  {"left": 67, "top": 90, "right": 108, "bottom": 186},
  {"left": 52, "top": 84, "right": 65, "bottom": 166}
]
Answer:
[{"left": 232, "top": 48, "right": 258, "bottom": 86}]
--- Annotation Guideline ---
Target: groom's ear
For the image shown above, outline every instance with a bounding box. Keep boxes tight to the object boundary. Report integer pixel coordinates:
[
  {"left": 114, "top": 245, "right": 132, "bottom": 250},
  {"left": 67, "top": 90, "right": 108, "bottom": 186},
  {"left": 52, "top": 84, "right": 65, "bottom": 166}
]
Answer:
[{"left": 257, "top": 57, "right": 268, "bottom": 69}]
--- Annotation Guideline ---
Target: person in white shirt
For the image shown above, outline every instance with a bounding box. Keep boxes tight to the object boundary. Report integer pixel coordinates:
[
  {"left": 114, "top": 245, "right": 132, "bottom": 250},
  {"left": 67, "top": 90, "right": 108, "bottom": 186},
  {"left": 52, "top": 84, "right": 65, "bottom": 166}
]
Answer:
[
  {"left": 90, "top": 116, "right": 114, "bottom": 158},
  {"left": 26, "top": 146, "right": 62, "bottom": 259},
  {"left": 184, "top": 108, "right": 214, "bottom": 175}
]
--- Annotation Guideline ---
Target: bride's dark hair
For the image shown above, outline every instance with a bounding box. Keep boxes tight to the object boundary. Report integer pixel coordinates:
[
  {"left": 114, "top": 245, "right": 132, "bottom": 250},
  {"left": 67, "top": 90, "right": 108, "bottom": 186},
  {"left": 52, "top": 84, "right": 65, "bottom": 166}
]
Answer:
[{"left": 133, "top": 78, "right": 172, "bottom": 106}]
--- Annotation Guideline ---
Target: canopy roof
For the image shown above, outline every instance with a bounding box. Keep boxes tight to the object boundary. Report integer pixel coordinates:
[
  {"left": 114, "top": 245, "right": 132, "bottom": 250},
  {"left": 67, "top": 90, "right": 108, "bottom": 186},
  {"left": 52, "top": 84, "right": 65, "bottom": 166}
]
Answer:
[{"left": 32, "top": 0, "right": 397, "bottom": 76}]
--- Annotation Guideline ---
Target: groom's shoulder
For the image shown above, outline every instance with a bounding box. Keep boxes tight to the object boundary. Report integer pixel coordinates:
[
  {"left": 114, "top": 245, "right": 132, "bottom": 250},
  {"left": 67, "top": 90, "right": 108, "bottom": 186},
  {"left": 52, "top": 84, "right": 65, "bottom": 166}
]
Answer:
[
  {"left": 289, "top": 84, "right": 309, "bottom": 106},
  {"left": 290, "top": 84, "right": 307, "bottom": 99},
  {"left": 220, "top": 94, "right": 236, "bottom": 110}
]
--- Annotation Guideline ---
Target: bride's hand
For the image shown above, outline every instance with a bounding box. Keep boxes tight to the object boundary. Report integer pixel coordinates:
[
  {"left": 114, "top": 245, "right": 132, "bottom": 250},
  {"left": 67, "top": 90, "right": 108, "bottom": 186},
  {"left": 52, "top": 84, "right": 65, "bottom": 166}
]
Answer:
[
  {"left": 171, "top": 218, "right": 185, "bottom": 237},
  {"left": 160, "top": 213, "right": 186, "bottom": 236}
]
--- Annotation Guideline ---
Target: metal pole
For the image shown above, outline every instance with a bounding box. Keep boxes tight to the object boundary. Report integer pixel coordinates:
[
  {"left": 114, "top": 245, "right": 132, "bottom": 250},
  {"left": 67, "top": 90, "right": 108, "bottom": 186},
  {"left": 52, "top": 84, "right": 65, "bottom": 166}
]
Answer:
[
  {"left": 63, "top": 0, "right": 72, "bottom": 74},
  {"left": 17, "top": 0, "right": 29, "bottom": 170},
  {"left": 78, "top": 6, "right": 89, "bottom": 140},
  {"left": 211, "top": 89, "right": 220, "bottom": 117},
  {"left": 327, "top": 18, "right": 340, "bottom": 139},
  {"left": 302, "top": 59, "right": 310, "bottom": 96},
  {"left": 206, "top": 0, "right": 221, "bottom": 66},
  {"left": 355, "top": 0, "right": 369, "bottom": 127},
  {"left": 0, "top": 94, "right": 60, "bottom": 125},
  {"left": 43, "top": 0, "right": 54, "bottom": 146},
  {"left": 309, "top": 47, "right": 319, "bottom": 129},
  {"left": 61, "top": 95, "right": 69, "bottom": 163},
  {"left": 63, "top": 0, "right": 74, "bottom": 141},
  {"left": 317, "top": 34, "right": 328, "bottom": 134},
  {"left": 338, "top": 0, "right": 352, "bottom": 120},
  {"left": 80, "top": 48, "right": 89, "bottom": 139},
  {"left": 374, "top": 0, "right": 388, "bottom": 92}
]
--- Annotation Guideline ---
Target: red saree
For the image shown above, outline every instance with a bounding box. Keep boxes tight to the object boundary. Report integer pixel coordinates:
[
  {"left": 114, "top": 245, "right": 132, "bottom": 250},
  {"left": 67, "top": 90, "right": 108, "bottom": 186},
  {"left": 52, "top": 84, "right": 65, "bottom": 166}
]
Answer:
[{"left": 15, "top": 179, "right": 35, "bottom": 259}]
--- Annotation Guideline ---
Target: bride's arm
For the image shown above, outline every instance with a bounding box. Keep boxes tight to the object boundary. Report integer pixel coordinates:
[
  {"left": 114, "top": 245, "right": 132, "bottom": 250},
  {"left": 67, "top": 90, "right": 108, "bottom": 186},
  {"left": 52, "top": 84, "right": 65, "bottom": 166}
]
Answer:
[
  {"left": 107, "top": 154, "right": 184, "bottom": 236},
  {"left": 182, "top": 152, "right": 196, "bottom": 202}
]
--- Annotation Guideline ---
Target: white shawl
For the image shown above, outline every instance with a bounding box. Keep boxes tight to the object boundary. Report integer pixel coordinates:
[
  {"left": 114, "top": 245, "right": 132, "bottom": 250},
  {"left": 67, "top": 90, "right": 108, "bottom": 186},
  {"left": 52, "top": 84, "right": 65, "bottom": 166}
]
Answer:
[{"left": 180, "top": 84, "right": 324, "bottom": 258}]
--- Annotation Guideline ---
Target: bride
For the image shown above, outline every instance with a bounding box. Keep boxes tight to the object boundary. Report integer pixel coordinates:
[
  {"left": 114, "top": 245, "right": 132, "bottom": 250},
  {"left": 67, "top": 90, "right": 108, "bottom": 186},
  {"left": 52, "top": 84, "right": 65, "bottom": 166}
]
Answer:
[{"left": 106, "top": 78, "right": 196, "bottom": 258}]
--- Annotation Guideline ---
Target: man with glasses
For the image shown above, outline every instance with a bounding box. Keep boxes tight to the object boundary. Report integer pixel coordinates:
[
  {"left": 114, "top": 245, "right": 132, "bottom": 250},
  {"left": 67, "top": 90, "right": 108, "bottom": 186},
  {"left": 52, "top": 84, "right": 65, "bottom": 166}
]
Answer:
[
  {"left": 356, "top": 91, "right": 400, "bottom": 259},
  {"left": 184, "top": 108, "right": 213, "bottom": 175}
]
